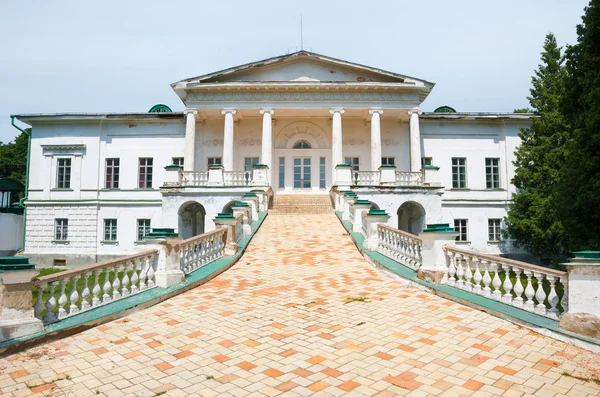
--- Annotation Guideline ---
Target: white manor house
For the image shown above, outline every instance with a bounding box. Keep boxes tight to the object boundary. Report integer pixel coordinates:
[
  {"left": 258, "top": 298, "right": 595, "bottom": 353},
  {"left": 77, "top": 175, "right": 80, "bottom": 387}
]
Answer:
[{"left": 14, "top": 51, "right": 532, "bottom": 267}]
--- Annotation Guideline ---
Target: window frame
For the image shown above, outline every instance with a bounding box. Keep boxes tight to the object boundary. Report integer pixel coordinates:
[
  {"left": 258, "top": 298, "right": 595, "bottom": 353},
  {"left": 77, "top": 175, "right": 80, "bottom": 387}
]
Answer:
[
  {"left": 488, "top": 218, "right": 502, "bottom": 242},
  {"left": 319, "top": 157, "right": 326, "bottom": 189},
  {"left": 421, "top": 157, "right": 433, "bottom": 167},
  {"left": 138, "top": 158, "right": 153, "bottom": 189},
  {"left": 344, "top": 157, "right": 360, "bottom": 172},
  {"left": 105, "top": 158, "right": 120, "bottom": 189},
  {"left": 451, "top": 157, "right": 467, "bottom": 189},
  {"left": 485, "top": 158, "right": 501, "bottom": 189},
  {"left": 137, "top": 219, "right": 152, "bottom": 242},
  {"left": 103, "top": 219, "right": 118, "bottom": 242},
  {"left": 293, "top": 140, "right": 312, "bottom": 149},
  {"left": 207, "top": 157, "right": 222, "bottom": 168},
  {"left": 381, "top": 157, "right": 395, "bottom": 166},
  {"left": 54, "top": 218, "right": 69, "bottom": 241},
  {"left": 172, "top": 157, "right": 184, "bottom": 167},
  {"left": 244, "top": 157, "right": 260, "bottom": 172},
  {"left": 56, "top": 158, "right": 72, "bottom": 189},
  {"left": 454, "top": 219, "right": 468, "bottom": 242}
]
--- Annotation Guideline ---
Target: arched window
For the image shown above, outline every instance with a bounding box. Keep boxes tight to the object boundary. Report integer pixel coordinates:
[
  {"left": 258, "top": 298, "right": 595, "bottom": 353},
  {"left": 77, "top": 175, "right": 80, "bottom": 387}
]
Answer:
[{"left": 293, "top": 140, "right": 312, "bottom": 149}]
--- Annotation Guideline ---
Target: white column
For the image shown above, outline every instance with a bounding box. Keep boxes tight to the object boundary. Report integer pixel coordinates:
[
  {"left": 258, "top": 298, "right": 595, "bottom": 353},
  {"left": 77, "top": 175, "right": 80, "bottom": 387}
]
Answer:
[
  {"left": 409, "top": 108, "right": 422, "bottom": 172},
  {"left": 260, "top": 108, "right": 274, "bottom": 184},
  {"left": 222, "top": 109, "right": 236, "bottom": 171},
  {"left": 183, "top": 110, "right": 197, "bottom": 172},
  {"left": 330, "top": 108, "right": 345, "bottom": 181},
  {"left": 369, "top": 109, "right": 383, "bottom": 171}
]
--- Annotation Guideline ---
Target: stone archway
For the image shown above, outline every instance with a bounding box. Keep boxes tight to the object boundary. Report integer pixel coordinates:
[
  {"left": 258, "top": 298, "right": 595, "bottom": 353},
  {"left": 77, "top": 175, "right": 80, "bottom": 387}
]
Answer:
[
  {"left": 397, "top": 201, "right": 426, "bottom": 235},
  {"left": 274, "top": 121, "right": 330, "bottom": 150},
  {"left": 178, "top": 201, "right": 206, "bottom": 239}
]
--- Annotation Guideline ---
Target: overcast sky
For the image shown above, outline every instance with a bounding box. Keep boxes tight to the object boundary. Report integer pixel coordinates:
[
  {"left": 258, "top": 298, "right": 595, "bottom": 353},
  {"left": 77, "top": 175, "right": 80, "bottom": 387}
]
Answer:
[{"left": 0, "top": 0, "right": 590, "bottom": 142}]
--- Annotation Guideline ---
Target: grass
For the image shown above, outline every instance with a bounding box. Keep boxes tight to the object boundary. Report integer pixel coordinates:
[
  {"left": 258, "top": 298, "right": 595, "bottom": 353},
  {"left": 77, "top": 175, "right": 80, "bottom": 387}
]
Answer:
[
  {"left": 205, "top": 375, "right": 214, "bottom": 380},
  {"left": 561, "top": 371, "right": 600, "bottom": 385},
  {"left": 356, "top": 322, "right": 366, "bottom": 326},
  {"left": 345, "top": 296, "right": 368, "bottom": 304}
]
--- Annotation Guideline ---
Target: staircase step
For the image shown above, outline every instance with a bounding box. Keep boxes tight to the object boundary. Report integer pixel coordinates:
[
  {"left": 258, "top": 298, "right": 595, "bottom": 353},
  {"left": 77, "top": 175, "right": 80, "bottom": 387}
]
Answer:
[{"left": 271, "top": 194, "right": 333, "bottom": 214}]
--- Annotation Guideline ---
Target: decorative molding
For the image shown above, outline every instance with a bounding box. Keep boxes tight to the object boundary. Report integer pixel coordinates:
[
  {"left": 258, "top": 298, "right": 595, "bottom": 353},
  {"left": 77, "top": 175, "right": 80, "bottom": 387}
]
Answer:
[
  {"left": 383, "top": 138, "right": 400, "bottom": 146},
  {"left": 183, "top": 109, "right": 198, "bottom": 116},
  {"left": 203, "top": 139, "right": 224, "bottom": 147},
  {"left": 343, "top": 138, "right": 366, "bottom": 146},
  {"left": 260, "top": 108, "right": 274, "bottom": 115},
  {"left": 238, "top": 138, "right": 262, "bottom": 146},
  {"left": 41, "top": 144, "right": 86, "bottom": 157},
  {"left": 369, "top": 108, "right": 384, "bottom": 115},
  {"left": 187, "top": 91, "right": 419, "bottom": 103},
  {"left": 408, "top": 108, "right": 422, "bottom": 116}
]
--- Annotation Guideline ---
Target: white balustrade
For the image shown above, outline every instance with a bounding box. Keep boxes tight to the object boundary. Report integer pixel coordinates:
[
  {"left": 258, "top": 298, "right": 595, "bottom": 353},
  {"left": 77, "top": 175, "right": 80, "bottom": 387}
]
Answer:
[
  {"left": 361, "top": 211, "right": 368, "bottom": 237},
  {"left": 181, "top": 171, "right": 209, "bottom": 186},
  {"left": 235, "top": 213, "right": 244, "bottom": 242},
  {"left": 349, "top": 206, "right": 355, "bottom": 224},
  {"left": 443, "top": 246, "right": 568, "bottom": 318},
  {"left": 178, "top": 228, "right": 227, "bottom": 274},
  {"left": 353, "top": 171, "right": 380, "bottom": 186},
  {"left": 395, "top": 171, "right": 424, "bottom": 186},
  {"left": 33, "top": 250, "right": 159, "bottom": 325},
  {"left": 377, "top": 224, "right": 423, "bottom": 270},
  {"left": 224, "top": 171, "right": 251, "bottom": 186}
]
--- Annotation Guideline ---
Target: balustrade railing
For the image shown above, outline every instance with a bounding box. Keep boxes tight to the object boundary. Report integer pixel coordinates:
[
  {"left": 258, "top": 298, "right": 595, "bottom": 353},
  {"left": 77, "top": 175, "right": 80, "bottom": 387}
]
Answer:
[
  {"left": 32, "top": 250, "right": 159, "bottom": 325},
  {"left": 178, "top": 228, "right": 227, "bottom": 274},
  {"left": 361, "top": 211, "right": 368, "bottom": 237},
  {"left": 395, "top": 171, "right": 424, "bottom": 186},
  {"left": 377, "top": 224, "right": 423, "bottom": 270},
  {"left": 349, "top": 205, "right": 355, "bottom": 224},
  {"left": 181, "top": 171, "right": 209, "bottom": 186},
  {"left": 224, "top": 171, "right": 251, "bottom": 186},
  {"left": 443, "top": 246, "right": 568, "bottom": 318},
  {"left": 353, "top": 171, "right": 380, "bottom": 186},
  {"left": 235, "top": 214, "right": 244, "bottom": 242}
]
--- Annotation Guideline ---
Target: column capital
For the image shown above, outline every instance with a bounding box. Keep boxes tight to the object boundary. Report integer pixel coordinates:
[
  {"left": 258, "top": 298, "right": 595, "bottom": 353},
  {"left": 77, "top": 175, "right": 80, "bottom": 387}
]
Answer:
[
  {"left": 260, "top": 108, "right": 274, "bottom": 115},
  {"left": 221, "top": 109, "right": 237, "bottom": 115},
  {"left": 330, "top": 108, "right": 345, "bottom": 115},
  {"left": 369, "top": 108, "right": 384, "bottom": 116},
  {"left": 184, "top": 109, "right": 198, "bottom": 116},
  {"left": 408, "top": 108, "right": 422, "bottom": 116}
]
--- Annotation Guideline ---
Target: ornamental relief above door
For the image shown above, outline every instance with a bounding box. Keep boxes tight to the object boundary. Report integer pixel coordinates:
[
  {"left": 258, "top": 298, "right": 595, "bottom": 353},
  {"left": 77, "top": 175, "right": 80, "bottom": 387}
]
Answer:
[{"left": 274, "top": 121, "right": 330, "bottom": 150}]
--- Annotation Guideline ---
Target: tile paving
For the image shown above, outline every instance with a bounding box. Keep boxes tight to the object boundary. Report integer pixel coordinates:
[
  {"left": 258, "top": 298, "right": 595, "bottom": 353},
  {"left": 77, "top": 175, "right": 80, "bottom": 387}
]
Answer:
[{"left": 1, "top": 213, "right": 600, "bottom": 396}]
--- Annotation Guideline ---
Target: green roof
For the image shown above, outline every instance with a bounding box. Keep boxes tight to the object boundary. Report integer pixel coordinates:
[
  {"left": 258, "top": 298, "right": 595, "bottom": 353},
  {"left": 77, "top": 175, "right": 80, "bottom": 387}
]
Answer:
[
  {"left": 0, "top": 178, "right": 24, "bottom": 192},
  {"left": 148, "top": 104, "right": 172, "bottom": 113}
]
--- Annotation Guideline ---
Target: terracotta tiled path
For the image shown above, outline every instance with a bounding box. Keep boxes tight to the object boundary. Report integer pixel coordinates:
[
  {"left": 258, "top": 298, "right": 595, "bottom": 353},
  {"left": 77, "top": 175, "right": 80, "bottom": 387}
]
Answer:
[{"left": 2, "top": 214, "right": 600, "bottom": 396}]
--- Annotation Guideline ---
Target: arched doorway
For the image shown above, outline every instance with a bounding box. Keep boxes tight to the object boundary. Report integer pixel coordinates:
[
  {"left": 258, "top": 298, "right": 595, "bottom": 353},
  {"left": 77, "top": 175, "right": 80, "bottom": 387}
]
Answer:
[
  {"left": 222, "top": 201, "right": 236, "bottom": 214},
  {"left": 178, "top": 202, "right": 206, "bottom": 239},
  {"left": 397, "top": 201, "right": 426, "bottom": 235}
]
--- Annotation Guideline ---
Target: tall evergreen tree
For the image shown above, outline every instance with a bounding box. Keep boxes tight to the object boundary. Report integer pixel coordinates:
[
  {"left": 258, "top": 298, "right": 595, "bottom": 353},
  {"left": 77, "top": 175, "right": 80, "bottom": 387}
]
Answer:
[
  {"left": 0, "top": 130, "right": 29, "bottom": 184},
  {"left": 558, "top": 0, "right": 600, "bottom": 250},
  {"left": 506, "top": 33, "right": 569, "bottom": 262}
]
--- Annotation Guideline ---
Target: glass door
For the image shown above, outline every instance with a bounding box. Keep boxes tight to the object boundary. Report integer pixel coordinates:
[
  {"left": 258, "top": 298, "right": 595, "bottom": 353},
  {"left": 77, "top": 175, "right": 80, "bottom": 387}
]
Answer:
[{"left": 293, "top": 157, "right": 311, "bottom": 189}]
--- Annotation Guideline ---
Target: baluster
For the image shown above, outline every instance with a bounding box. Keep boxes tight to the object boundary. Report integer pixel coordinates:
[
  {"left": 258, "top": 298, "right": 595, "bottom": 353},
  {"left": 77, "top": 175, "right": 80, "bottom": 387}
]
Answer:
[
  {"left": 481, "top": 261, "right": 492, "bottom": 298},
  {"left": 80, "top": 272, "right": 91, "bottom": 311},
  {"left": 68, "top": 275, "right": 80, "bottom": 315},
  {"left": 447, "top": 252, "right": 457, "bottom": 286},
  {"left": 523, "top": 270, "right": 535, "bottom": 311},
  {"left": 130, "top": 259, "right": 140, "bottom": 294},
  {"left": 559, "top": 276, "right": 568, "bottom": 313},
  {"left": 463, "top": 256, "right": 473, "bottom": 291},
  {"left": 57, "top": 280, "right": 68, "bottom": 319},
  {"left": 43, "top": 282, "right": 58, "bottom": 324},
  {"left": 471, "top": 258, "right": 482, "bottom": 294},
  {"left": 502, "top": 265, "right": 514, "bottom": 304},
  {"left": 491, "top": 262, "right": 502, "bottom": 300},
  {"left": 102, "top": 267, "right": 112, "bottom": 302},
  {"left": 91, "top": 270, "right": 101, "bottom": 306},
  {"left": 33, "top": 282, "right": 46, "bottom": 319},
  {"left": 112, "top": 264, "right": 122, "bottom": 300},
  {"left": 146, "top": 256, "right": 156, "bottom": 288},
  {"left": 534, "top": 272, "right": 547, "bottom": 315},
  {"left": 546, "top": 276, "right": 559, "bottom": 318},
  {"left": 121, "top": 261, "right": 131, "bottom": 297},
  {"left": 512, "top": 267, "right": 524, "bottom": 308}
]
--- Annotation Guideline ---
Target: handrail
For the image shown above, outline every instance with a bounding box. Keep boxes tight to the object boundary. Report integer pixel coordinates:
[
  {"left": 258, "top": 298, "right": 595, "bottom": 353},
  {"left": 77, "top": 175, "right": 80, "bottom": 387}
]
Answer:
[
  {"left": 379, "top": 224, "right": 423, "bottom": 243},
  {"left": 377, "top": 224, "right": 423, "bottom": 270},
  {"left": 176, "top": 228, "right": 226, "bottom": 248}
]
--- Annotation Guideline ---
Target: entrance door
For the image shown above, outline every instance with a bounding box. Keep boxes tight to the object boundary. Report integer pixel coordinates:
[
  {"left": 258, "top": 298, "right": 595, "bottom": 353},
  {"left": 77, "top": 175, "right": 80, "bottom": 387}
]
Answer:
[{"left": 293, "top": 157, "right": 311, "bottom": 189}]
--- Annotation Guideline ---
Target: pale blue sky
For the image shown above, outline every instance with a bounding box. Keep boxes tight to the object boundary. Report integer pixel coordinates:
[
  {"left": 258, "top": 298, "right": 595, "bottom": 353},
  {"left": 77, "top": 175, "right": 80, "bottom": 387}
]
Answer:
[{"left": 0, "top": 0, "right": 590, "bottom": 142}]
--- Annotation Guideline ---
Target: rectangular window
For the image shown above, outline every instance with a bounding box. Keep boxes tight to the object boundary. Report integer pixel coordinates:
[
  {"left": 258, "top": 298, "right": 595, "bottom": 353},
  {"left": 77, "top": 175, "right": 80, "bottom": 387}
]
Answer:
[
  {"left": 56, "top": 158, "right": 71, "bottom": 189},
  {"left": 381, "top": 157, "right": 395, "bottom": 166},
  {"left": 137, "top": 219, "right": 152, "bottom": 241},
  {"left": 172, "top": 157, "right": 184, "bottom": 167},
  {"left": 105, "top": 158, "right": 120, "bottom": 189},
  {"left": 485, "top": 158, "right": 500, "bottom": 189},
  {"left": 319, "top": 157, "right": 326, "bottom": 189},
  {"left": 488, "top": 219, "right": 502, "bottom": 242},
  {"left": 207, "top": 157, "right": 222, "bottom": 168},
  {"left": 454, "top": 219, "right": 468, "bottom": 242},
  {"left": 452, "top": 158, "right": 467, "bottom": 188},
  {"left": 421, "top": 157, "right": 433, "bottom": 167},
  {"left": 244, "top": 157, "right": 260, "bottom": 172},
  {"left": 55, "top": 218, "right": 68, "bottom": 241},
  {"left": 279, "top": 157, "right": 285, "bottom": 188},
  {"left": 104, "top": 219, "right": 117, "bottom": 241},
  {"left": 138, "top": 158, "right": 153, "bottom": 188},
  {"left": 344, "top": 157, "right": 360, "bottom": 172}
]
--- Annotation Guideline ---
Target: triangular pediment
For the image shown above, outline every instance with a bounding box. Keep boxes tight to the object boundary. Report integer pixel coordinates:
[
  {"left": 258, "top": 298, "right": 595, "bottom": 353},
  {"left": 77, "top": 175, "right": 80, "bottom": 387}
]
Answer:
[{"left": 173, "top": 51, "right": 433, "bottom": 87}]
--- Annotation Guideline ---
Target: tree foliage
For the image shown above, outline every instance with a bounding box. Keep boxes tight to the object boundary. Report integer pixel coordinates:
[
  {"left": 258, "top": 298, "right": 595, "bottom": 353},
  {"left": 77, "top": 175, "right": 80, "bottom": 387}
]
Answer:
[
  {"left": 506, "top": 33, "right": 570, "bottom": 262},
  {"left": 557, "top": 0, "right": 600, "bottom": 250},
  {"left": 0, "top": 130, "right": 29, "bottom": 184}
]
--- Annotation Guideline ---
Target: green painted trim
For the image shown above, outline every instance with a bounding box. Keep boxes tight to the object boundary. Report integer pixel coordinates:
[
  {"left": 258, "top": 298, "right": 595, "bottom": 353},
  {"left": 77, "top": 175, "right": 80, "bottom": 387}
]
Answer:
[
  {"left": 164, "top": 164, "right": 181, "bottom": 171},
  {"left": 422, "top": 223, "right": 455, "bottom": 233},
  {"left": 144, "top": 228, "right": 179, "bottom": 239},
  {"left": 367, "top": 209, "right": 388, "bottom": 216},
  {"left": 0, "top": 212, "right": 268, "bottom": 352},
  {"left": 233, "top": 201, "right": 249, "bottom": 207},
  {"left": 334, "top": 211, "right": 600, "bottom": 347},
  {"left": 335, "top": 164, "right": 352, "bottom": 168},
  {"left": 11, "top": 116, "right": 31, "bottom": 252},
  {"left": 148, "top": 104, "right": 172, "bottom": 113},
  {"left": 572, "top": 251, "right": 600, "bottom": 259},
  {"left": 26, "top": 199, "right": 163, "bottom": 203},
  {"left": 252, "top": 164, "right": 269, "bottom": 169},
  {"left": 214, "top": 213, "right": 235, "bottom": 220},
  {"left": 433, "top": 105, "right": 457, "bottom": 113},
  {"left": 354, "top": 200, "right": 371, "bottom": 205},
  {"left": 0, "top": 207, "right": 24, "bottom": 215},
  {"left": 243, "top": 193, "right": 258, "bottom": 198},
  {"left": 423, "top": 165, "right": 440, "bottom": 170},
  {"left": 378, "top": 165, "right": 396, "bottom": 169}
]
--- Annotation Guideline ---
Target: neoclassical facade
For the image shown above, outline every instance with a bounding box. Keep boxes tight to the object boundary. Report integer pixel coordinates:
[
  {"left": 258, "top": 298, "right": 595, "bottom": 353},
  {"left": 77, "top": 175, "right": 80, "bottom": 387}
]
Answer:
[{"left": 14, "top": 51, "right": 532, "bottom": 267}]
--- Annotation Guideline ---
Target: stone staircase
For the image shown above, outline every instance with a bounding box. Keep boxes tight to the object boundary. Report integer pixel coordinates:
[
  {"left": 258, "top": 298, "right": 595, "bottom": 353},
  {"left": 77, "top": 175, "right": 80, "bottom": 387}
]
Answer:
[{"left": 270, "top": 194, "right": 334, "bottom": 215}]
